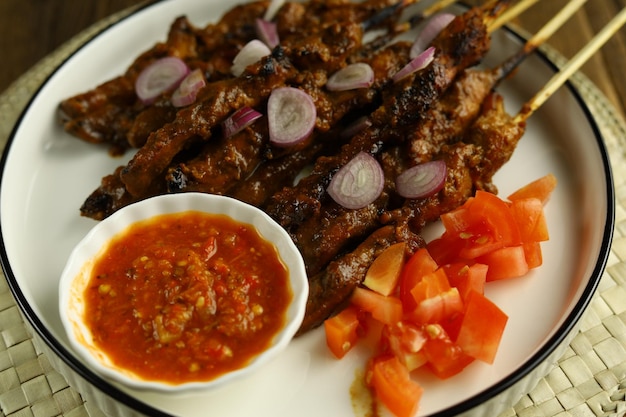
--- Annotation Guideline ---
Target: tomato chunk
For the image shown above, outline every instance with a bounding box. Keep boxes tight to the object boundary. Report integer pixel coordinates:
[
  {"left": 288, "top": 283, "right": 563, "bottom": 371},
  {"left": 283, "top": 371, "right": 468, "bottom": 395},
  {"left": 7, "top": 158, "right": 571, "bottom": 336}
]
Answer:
[
  {"left": 399, "top": 248, "right": 438, "bottom": 311},
  {"left": 381, "top": 321, "right": 428, "bottom": 371},
  {"left": 409, "top": 268, "right": 450, "bottom": 306},
  {"left": 363, "top": 242, "right": 406, "bottom": 296},
  {"left": 368, "top": 355, "right": 423, "bottom": 417},
  {"left": 324, "top": 306, "right": 360, "bottom": 359},
  {"left": 351, "top": 287, "right": 402, "bottom": 325},
  {"left": 523, "top": 241, "right": 543, "bottom": 269},
  {"left": 444, "top": 263, "right": 487, "bottom": 301},
  {"left": 409, "top": 288, "right": 463, "bottom": 325},
  {"left": 422, "top": 324, "right": 473, "bottom": 379},
  {"left": 455, "top": 291, "right": 508, "bottom": 364},
  {"left": 510, "top": 198, "right": 549, "bottom": 243},
  {"left": 478, "top": 245, "right": 529, "bottom": 281},
  {"left": 507, "top": 173, "right": 557, "bottom": 204}
]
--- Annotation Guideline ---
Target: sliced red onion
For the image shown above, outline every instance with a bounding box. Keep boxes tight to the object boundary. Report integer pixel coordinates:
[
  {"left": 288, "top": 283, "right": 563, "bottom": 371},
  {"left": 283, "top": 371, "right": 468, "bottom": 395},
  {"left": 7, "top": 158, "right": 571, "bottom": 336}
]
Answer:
[
  {"left": 395, "top": 160, "right": 447, "bottom": 199},
  {"left": 327, "top": 152, "right": 385, "bottom": 210},
  {"left": 171, "top": 69, "right": 206, "bottom": 107},
  {"left": 410, "top": 13, "right": 456, "bottom": 58},
  {"left": 231, "top": 39, "right": 272, "bottom": 77},
  {"left": 135, "top": 57, "right": 189, "bottom": 104},
  {"left": 256, "top": 18, "right": 280, "bottom": 48},
  {"left": 264, "top": 0, "right": 285, "bottom": 21},
  {"left": 267, "top": 87, "right": 316, "bottom": 147},
  {"left": 392, "top": 46, "right": 436, "bottom": 83},
  {"left": 326, "top": 63, "right": 375, "bottom": 91},
  {"left": 222, "top": 106, "right": 263, "bottom": 138}
]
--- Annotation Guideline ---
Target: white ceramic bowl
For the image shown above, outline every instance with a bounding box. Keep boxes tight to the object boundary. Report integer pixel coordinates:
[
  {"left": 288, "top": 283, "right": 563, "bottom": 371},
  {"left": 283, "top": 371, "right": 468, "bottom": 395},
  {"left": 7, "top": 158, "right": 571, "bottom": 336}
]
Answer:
[{"left": 58, "top": 193, "right": 309, "bottom": 393}]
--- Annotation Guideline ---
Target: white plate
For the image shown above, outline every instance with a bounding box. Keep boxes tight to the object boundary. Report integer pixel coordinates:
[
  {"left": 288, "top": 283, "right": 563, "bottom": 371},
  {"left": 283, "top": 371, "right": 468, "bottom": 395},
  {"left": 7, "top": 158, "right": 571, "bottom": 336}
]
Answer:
[{"left": 0, "top": 1, "right": 614, "bottom": 416}]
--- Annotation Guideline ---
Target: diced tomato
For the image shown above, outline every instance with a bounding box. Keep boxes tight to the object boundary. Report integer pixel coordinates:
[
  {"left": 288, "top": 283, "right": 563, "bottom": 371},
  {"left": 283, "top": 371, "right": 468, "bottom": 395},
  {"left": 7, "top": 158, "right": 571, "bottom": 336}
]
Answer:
[
  {"left": 523, "top": 241, "right": 543, "bottom": 269},
  {"left": 409, "top": 288, "right": 464, "bottom": 325},
  {"left": 427, "top": 233, "right": 465, "bottom": 265},
  {"left": 440, "top": 204, "right": 473, "bottom": 235},
  {"left": 409, "top": 268, "right": 450, "bottom": 306},
  {"left": 363, "top": 242, "right": 407, "bottom": 296},
  {"left": 478, "top": 245, "right": 529, "bottom": 281},
  {"left": 455, "top": 291, "right": 508, "bottom": 364},
  {"left": 422, "top": 324, "right": 473, "bottom": 379},
  {"left": 460, "top": 190, "right": 522, "bottom": 254},
  {"left": 324, "top": 306, "right": 361, "bottom": 359},
  {"left": 507, "top": 173, "right": 557, "bottom": 204},
  {"left": 351, "top": 287, "right": 403, "bottom": 325},
  {"left": 368, "top": 355, "right": 423, "bottom": 417},
  {"left": 381, "top": 322, "right": 428, "bottom": 371},
  {"left": 444, "top": 263, "right": 487, "bottom": 301},
  {"left": 399, "top": 248, "right": 438, "bottom": 311},
  {"left": 510, "top": 198, "right": 549, "bottom": 243},
  {"left": 320, "top": 175, "right": 555, "bottom": 414}
]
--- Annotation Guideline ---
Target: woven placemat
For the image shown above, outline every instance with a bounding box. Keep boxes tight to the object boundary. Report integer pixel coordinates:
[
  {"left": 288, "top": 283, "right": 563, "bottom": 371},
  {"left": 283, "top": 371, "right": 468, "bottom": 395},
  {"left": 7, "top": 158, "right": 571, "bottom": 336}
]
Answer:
[{"left": 1, "top": 6, "right": 625, "bottom": 417}]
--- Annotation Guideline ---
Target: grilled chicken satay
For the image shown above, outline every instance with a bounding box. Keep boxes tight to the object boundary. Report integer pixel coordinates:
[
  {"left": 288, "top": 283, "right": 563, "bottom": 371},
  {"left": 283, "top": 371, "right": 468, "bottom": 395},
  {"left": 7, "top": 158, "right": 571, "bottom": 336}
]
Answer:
[
  {"left": 164, "top": 42, "right": 410, "bottom": 194},
  {"left": 299, "top": 91, "right": 524, "bottom": 333},
  {"left": 264, "top": 3, "right": 498, "bottom": 232},
  {"left": 59, "top": 0, "right": 411, "bottom": 153},
  {"left": 118, "top": 1, "right": 421, "bottom": 198},
  {"left": 79, "top": 1, "right": 503, "bottom": 219},
  {"left": 59, "top": 4, "right": 269, "bottom": 153}
]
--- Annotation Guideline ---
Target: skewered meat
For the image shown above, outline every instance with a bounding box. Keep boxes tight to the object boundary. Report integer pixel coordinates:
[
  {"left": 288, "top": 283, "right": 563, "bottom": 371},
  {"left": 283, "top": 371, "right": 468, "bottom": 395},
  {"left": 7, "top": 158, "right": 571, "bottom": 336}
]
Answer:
[
  {"left": 299, "top": 92, "right": 525, "bottom": 333},
  {"left": 63, "top": 0, "right": 531, "bottom": 336}
]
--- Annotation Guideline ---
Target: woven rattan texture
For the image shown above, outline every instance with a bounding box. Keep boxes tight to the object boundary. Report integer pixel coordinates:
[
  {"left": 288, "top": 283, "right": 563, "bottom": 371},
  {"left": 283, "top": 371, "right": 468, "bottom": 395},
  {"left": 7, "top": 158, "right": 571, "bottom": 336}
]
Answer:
[{"left": 0, "top": 8, "right": 625, "bottom": 417}]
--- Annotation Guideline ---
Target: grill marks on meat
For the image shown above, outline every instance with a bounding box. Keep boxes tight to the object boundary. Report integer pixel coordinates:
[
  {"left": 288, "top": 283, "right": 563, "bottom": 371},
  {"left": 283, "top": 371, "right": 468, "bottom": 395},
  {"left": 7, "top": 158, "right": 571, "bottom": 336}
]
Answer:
[
  {"left": 58, "top": 0, "right": 401, "bottom": 155},
  {"left": 265, "top": 6, "right": 492, "bottom": 232},
  {"left": 120, "top": 51, "right": 295, "bottom": 197},
  {"left": 59, "top": 4, "right": 268, "bottom": 154},
  {"left": 300, "top": 92, "right": 526, "bottom": 334},
  {"left": 162, "top": 42, "right": 410, "bottom": 198},
  {"left": 299, "top": 224, "right": 424, "bottom": 333}
]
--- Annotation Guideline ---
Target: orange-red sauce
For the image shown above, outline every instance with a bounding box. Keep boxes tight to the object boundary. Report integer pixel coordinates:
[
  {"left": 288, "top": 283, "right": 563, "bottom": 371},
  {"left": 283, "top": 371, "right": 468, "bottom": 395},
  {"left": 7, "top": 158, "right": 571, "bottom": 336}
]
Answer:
[{"left": 84, "top": 211, "right": 292, "bottom": 384}]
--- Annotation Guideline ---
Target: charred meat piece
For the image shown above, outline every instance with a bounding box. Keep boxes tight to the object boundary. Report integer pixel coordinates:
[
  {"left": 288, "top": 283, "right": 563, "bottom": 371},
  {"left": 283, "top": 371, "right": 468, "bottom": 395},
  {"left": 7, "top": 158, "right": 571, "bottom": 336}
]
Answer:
[
  {"left": 300, "top": 92, "right": 526, "bottom": 334},
  {"left": 265, "top": 5, "right": 494, "bottom": 232}
]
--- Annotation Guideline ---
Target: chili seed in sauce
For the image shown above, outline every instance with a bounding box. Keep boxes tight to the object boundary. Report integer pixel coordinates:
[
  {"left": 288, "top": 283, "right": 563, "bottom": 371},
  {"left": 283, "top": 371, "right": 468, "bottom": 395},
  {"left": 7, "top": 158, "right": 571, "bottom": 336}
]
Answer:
[{"left": 83, "top": 211, "right": 292, "bottom": 384}]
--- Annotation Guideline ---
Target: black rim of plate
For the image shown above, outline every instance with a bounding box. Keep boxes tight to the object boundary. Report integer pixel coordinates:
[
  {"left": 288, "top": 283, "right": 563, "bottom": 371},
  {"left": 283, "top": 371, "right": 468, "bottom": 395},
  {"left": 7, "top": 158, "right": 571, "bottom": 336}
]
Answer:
[{"left": 0, "top": 1, "right": 616, "bottom": 416}]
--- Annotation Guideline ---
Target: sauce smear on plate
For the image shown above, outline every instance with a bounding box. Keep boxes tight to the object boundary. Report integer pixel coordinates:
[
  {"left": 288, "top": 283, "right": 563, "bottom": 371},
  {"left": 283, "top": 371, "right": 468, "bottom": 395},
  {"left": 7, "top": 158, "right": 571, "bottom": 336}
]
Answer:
[{"left": 83, "top": 211, "right": 291, "bottom": 384}]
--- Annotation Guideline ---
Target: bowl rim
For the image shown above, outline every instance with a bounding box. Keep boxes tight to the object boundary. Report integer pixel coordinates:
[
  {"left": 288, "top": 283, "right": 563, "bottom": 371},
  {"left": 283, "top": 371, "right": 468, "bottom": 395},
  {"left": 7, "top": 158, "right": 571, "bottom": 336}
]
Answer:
[
  {"left": 58, "top": 192, "right": 309, "bottom": 393},
  {"left": 0, "top": 1, "right": 615, "bottom": 415}
]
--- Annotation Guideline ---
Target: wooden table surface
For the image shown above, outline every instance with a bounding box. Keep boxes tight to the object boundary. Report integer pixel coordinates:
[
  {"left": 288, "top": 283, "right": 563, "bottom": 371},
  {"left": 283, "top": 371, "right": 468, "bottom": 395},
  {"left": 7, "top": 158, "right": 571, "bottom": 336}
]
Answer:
[{"left": 1, "top": 0, "right": 625, "bottom": 119}]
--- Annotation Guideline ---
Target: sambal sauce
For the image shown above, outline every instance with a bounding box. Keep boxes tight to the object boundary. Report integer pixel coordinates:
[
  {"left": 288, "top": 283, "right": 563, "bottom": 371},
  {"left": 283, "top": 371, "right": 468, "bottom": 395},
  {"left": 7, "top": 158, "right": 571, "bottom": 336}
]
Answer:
[{"left": 83, "top": 211, "right": 292, "bottom": 384}]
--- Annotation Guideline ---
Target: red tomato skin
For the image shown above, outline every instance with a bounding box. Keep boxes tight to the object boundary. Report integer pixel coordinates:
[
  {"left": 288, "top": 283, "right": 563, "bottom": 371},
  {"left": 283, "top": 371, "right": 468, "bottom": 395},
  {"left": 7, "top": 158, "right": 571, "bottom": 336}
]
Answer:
[
  {"left": 464, "top": 190, "right": 522, "bottom": 249},
  {"left": 351, "top": 287, "right": 403, "bottom": 325},
  {"left": 523, "top": 241, "right": 543, "bottom": 269},
  {"left": 444, "top": 263, "right": 487, "bottom": 301},
  {"left": 399, "top": 248, "right": 438, "bottom": 311},
  {"left": 507, "top": 173, "right": 557, "bottom": 204},
  {"left": 478, "top": 245, "right": 529, "bottom": 281},
  {"left": 427, "top": 233, "right": 465, "bottom": 265},
  {"left": 408, "top": 288, "right": 464, "bottom": 325},
  {"left": 368, "top": 355, "right": 423, "bottom": 417},
  {"left": 324, "top": 306, "right": 360, "bottom": 359},
  {"left": 455, "top": 291, "right": 508, "bottom": 364},
  {"left": 422, "top": 325, "right": 473, "bottom": 379},
  {"left": 409, "top": 268, "right": 450, "bottom": 307},
  {"left": 510, "top": 198, "right": 549, "bottom": 243}
]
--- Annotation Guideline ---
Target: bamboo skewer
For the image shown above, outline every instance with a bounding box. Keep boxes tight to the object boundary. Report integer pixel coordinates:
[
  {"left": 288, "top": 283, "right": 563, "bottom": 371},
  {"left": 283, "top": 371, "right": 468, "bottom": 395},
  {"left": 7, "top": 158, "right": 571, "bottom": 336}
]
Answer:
[
  {"left": 490, "top": 0, "right": 541, "bottom": 32},
  {"left": 493, "top": 0, "right": 588, "bottom": 80},
  {"left": 518, "top": 0, "right": 588, "bottom": 53},
  {"left": 515, "top": 7, "right": 626, "bottom": 123}
]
